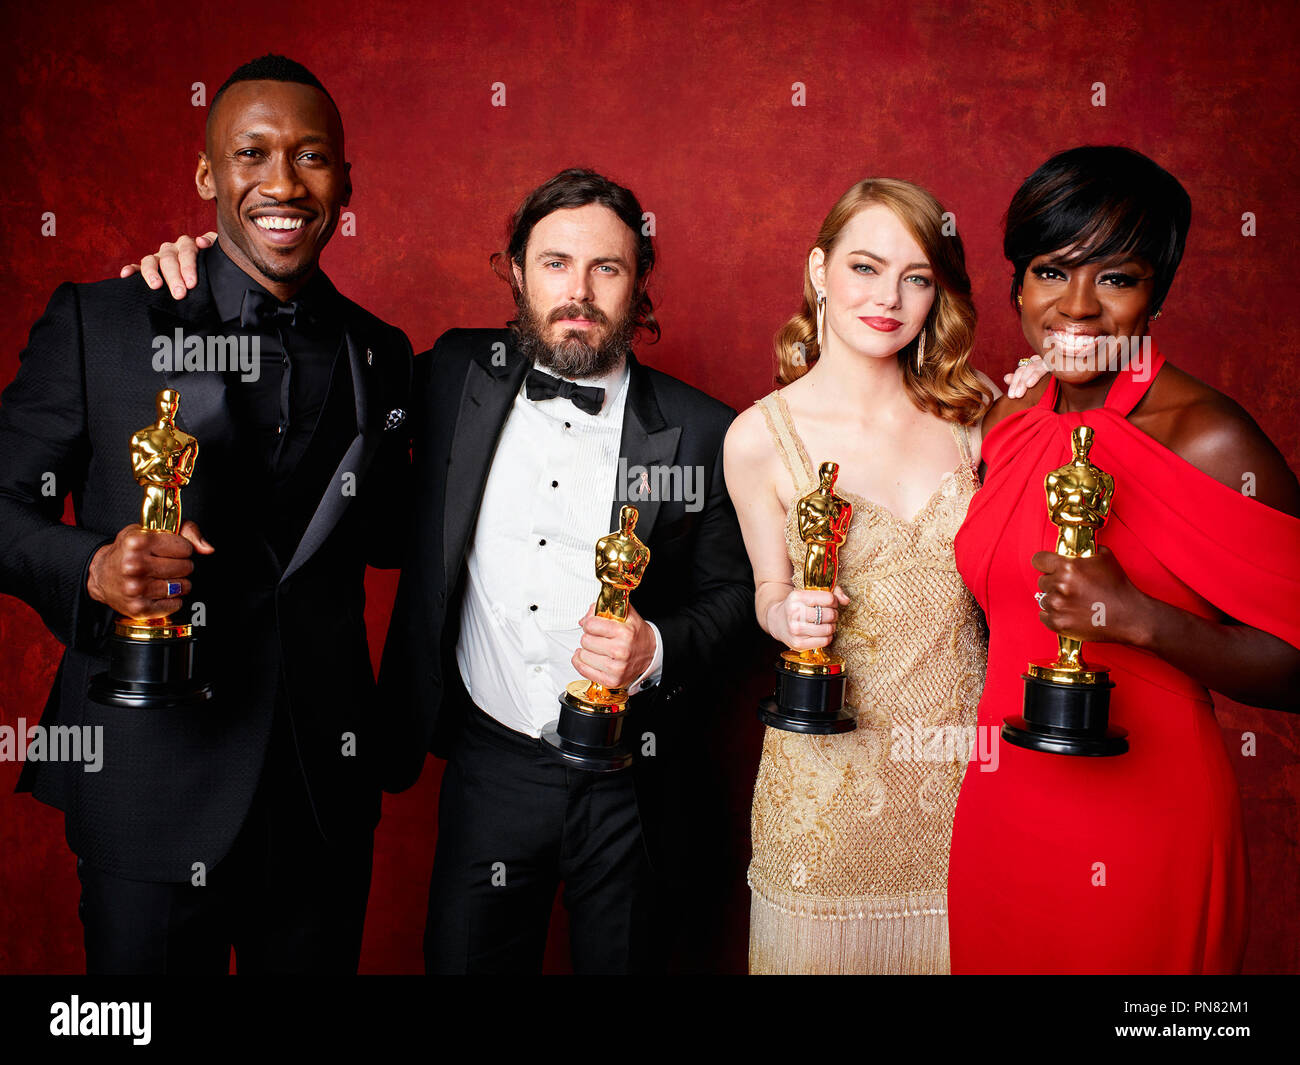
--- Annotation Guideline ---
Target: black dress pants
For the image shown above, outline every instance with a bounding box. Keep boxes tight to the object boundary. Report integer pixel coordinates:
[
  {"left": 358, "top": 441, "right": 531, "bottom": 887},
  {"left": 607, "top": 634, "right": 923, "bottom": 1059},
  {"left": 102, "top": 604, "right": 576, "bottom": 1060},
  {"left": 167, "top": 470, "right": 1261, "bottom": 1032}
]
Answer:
[
  {"left": 424, "top": 705, "right": 654, "bottom": 974},
  {"left": 76, "top": 708, "right": 374, "bottom": 975}
]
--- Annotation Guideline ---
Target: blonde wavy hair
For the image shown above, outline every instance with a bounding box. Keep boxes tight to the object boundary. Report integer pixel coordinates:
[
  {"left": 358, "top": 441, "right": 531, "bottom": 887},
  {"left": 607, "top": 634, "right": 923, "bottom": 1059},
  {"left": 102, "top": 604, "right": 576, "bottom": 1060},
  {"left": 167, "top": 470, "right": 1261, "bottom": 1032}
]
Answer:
[{"left": 775, "top": 178, "right": 987, "bottom": 425}]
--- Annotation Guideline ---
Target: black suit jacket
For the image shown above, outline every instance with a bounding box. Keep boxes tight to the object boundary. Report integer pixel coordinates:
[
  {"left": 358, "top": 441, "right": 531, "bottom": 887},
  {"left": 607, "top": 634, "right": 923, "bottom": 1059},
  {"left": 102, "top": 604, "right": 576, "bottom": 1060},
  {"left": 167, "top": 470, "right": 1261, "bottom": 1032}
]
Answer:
[
  {"left": 378, "top": 328, "right": 755, "bottom": 864},
  {"left": 0, "top": 248, "right": 412, "bottom": 881}
]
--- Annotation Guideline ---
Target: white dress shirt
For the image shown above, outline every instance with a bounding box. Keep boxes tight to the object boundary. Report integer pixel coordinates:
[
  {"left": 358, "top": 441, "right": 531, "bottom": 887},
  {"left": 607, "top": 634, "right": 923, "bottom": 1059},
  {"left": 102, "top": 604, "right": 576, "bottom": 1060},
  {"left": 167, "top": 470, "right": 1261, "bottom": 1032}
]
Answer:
[{"left": 456, "top": 359, "right": 664, "bottom": 737}]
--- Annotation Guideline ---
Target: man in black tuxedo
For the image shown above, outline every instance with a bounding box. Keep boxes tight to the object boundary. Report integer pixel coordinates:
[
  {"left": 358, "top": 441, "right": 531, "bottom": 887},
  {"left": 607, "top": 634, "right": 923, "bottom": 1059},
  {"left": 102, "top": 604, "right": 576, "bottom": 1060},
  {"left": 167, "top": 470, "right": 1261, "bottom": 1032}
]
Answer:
[
  {"left": 0, "top": 55, "right": 412, "bottom": 973},
  {"left": 378, "top": 169, "right": 754, "bottom": 973}
]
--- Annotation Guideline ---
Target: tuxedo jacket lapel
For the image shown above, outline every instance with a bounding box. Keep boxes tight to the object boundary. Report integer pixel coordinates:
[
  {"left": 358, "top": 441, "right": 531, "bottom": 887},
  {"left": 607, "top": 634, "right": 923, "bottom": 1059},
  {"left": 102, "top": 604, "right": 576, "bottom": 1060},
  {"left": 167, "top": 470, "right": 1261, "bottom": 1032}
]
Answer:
[
  {"left": 282, "top": 330, "right": 378, "bottom": 582},
  {"left": 443, "top": 343, "right": 529, "bottom": 584},
  {"left": 611, "top": 354, "right": 680, "bottom": 539},
  {"left": 145, "top": 274, "right": 234, "bottom": 459}
]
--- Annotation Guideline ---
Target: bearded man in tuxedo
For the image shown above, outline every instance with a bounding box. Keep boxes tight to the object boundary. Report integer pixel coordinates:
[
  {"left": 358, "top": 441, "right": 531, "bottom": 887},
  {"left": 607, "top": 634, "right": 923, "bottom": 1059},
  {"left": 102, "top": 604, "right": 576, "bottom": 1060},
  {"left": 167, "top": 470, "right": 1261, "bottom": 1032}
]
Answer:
[{"left": 378, "top": 169, "right": 755, "bottom": 973}]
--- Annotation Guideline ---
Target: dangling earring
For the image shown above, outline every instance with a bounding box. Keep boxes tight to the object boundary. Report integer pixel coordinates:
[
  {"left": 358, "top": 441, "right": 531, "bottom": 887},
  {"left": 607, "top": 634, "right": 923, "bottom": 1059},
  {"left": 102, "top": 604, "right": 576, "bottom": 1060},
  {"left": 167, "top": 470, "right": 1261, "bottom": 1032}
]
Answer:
[
  {"left": 815, "top": 291, "right": 826, "bottom": 351},
  {"left": 1151, "top": 309, "right": 1162, "bottom": 320},
  {"left": 1016, "top": 293, "right": 1023, "bottom": 308},
  {"left": 915, "top": 328, "right": 926, "bottom": 374}
]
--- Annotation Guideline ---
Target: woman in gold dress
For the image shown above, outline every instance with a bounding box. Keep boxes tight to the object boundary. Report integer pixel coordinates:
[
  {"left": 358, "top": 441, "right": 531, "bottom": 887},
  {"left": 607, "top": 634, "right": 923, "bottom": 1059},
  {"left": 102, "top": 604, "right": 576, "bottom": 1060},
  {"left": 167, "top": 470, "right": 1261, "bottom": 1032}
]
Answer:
[{"left": 724, "top": 178, "right": 1039, "bottom": 973}]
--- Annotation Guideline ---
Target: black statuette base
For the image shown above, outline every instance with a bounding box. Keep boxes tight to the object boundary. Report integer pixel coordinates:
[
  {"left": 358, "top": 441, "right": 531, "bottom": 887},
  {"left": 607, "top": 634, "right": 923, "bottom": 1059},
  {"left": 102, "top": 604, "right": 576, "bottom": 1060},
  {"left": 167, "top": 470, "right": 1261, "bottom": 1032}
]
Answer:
[
  {"left": 540, "top": 691, "right": 633, "bottom": 772},
  {"left": 1001, "top": 673, "right": 1127, "bottom": 757},
  {"left": 757, "top": 661, "right": 855, "bottom": 735},
  {"left": 88, "top": 633, "right": 213, "bottom": 709}
]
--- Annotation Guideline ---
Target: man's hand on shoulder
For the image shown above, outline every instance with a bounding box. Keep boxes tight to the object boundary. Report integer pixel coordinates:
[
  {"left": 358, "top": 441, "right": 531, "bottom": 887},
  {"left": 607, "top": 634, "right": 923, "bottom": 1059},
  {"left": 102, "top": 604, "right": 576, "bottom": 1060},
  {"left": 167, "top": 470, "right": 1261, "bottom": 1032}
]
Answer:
[{"left": 119, "top": 232, "right": 216, "bottom": 299}]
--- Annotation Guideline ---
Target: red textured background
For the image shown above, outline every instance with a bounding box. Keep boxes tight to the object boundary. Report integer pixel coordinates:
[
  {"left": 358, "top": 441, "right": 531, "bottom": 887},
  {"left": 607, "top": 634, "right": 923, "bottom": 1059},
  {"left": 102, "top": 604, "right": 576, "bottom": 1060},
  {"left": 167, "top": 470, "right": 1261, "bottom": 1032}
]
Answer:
[{"left": 1, "top": 0, "right": 1297, "bottom": 974}]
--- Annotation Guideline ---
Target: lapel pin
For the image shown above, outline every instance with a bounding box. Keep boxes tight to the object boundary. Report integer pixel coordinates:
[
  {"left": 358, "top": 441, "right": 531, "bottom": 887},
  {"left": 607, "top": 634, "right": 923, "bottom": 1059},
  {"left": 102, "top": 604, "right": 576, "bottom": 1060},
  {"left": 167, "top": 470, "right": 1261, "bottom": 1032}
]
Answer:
[{"left": 385, "top": 408, "right": 407, "bottom": 431}]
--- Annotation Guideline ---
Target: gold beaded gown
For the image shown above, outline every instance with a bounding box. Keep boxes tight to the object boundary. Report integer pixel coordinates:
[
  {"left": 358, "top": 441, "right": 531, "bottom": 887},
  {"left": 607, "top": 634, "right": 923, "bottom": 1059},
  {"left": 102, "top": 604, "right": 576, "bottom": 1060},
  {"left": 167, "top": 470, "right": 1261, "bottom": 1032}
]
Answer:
[{"left": 747, "top": 392, "right": 987, "bottom": 974}]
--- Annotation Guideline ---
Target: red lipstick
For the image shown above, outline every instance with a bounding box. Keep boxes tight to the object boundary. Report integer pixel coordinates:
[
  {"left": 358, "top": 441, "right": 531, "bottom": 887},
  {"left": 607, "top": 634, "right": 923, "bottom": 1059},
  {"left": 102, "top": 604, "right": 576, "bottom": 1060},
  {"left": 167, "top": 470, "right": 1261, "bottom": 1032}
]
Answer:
[{"left": 860, "top": 317, "right": 902, "bottom": 332}]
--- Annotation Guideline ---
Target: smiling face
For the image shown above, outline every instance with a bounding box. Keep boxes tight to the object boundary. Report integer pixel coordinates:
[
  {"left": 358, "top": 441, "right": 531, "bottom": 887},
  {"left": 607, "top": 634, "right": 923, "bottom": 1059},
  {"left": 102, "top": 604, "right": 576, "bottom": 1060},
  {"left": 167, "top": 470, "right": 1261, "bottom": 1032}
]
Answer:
[
  {"left": 1020, "top": 248, "right": 1155, "bottom": 383},
  {"left": 510, "top": 203, "right": 639, "bottom": 377},
  {"left": 196, "top": 79, "right": 351, "bottom": 298},
  {"left": 810, "top": 203, "right": 936, "bottom": 362}
]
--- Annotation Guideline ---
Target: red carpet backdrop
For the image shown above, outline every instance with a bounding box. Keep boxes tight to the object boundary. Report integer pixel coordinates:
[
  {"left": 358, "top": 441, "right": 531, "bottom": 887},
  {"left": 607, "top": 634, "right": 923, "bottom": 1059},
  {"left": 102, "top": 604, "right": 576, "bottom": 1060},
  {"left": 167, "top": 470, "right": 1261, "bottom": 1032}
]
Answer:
[{"left": 1, "top": 0, "right": 1296, "bottom": 973}]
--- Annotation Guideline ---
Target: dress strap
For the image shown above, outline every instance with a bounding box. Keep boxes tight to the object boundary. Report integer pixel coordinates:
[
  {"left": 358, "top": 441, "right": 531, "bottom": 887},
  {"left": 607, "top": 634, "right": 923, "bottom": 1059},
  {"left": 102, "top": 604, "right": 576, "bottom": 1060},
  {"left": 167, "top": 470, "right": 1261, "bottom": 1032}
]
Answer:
[
  {"left": 950, "top": 421, "right": 973, "bottom": 468},
  {"left": 1039, "top": 371, "right": 1061, "bottom": 412},
  {"left": 1103, "top": 341, "right": 1166, "bottom": 416},
  {"left": 756, "top": 392, "right": 817, "bottom": 493}
]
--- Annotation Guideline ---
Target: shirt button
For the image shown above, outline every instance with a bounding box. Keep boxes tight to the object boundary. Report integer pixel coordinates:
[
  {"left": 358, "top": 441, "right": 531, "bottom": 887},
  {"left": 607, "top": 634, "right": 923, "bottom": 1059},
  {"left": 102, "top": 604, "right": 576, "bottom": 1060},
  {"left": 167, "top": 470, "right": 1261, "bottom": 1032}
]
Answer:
[
  {"left": 529, "top": 604, "right": 538, "bottom": 612},
  {"left": 538, "top": 539, "right": 546, "bottom": 546},
  {"left": 533, "top": 665, "right": 543, "bottom": 673},
  {"left": 551, "top": 480, "right": 558, "bottom": 488},
  {"left": 564, "top": 422, "right": 571, "bottom": 429},
  {"left": 276, "top": 426, "right": 283, "bottom": 434}
]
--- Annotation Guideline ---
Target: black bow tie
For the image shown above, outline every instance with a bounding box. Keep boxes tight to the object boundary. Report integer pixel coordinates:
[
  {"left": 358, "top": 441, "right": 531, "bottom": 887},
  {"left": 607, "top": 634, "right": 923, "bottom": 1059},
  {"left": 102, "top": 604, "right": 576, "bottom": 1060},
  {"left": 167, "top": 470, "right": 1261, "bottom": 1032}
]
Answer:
[
  {"left": 240, "top": 289, "right": 300, "bottom": 330},
  {"left": 525, "top": 367, "right": 605, "bottom": 415}
]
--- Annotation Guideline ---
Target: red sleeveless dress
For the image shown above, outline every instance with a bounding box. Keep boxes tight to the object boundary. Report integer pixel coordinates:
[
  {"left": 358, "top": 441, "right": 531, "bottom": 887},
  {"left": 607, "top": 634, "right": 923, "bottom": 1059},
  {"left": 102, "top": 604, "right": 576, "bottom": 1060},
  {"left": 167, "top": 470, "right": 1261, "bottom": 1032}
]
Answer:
[{"left": 948, "top": 348, "right": 1300, "bottom": 973}]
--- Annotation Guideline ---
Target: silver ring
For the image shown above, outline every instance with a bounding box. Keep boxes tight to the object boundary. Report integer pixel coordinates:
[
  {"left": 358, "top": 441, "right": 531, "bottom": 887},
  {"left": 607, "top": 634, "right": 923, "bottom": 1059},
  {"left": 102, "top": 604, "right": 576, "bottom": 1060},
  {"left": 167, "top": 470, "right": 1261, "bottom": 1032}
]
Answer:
[
  {"left": 814, "top": 605, "right": 823, "bottom": 625},
  {"left": 1034, "top": 591, "right": 1046, "bottom": 608},
  {"left": 166, "top": 582, "right": 182, "bottom": 597}
]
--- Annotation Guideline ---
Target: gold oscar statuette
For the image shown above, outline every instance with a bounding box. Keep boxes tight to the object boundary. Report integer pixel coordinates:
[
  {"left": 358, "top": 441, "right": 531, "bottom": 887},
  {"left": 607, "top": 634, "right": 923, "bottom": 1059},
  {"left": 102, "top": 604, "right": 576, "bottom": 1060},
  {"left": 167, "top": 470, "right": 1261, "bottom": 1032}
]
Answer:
[
  {"left": 88, "top": 389, "right": 214, "bottom": 708},
  {"left": 1003, "top": 424, "right": 1128, "bottom": 756},
  {"left": 542, "top": 505, "right": 650, "bottom": 771},
  {"left": 759, "top": 460, "right": 857, "bottom": 734},
  {"left": 118, "top": 388, "right": 200, "bottom": 641}
]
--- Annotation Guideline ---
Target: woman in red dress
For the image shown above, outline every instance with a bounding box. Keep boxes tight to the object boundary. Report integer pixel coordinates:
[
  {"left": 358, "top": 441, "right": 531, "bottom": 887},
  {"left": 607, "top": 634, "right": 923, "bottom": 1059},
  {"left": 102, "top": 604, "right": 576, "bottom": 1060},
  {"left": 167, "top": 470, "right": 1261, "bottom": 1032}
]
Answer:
[{"left": 948, "top": 146, "right": 1300, "bottom": 974}]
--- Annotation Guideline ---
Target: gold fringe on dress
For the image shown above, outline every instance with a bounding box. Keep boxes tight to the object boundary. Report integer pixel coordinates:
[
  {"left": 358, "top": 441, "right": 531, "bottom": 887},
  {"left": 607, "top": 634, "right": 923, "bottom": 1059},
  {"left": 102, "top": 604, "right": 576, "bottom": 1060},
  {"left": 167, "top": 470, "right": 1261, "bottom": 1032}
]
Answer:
[{"left": 748, "top": 874, "right": 951, "bottom": 975}]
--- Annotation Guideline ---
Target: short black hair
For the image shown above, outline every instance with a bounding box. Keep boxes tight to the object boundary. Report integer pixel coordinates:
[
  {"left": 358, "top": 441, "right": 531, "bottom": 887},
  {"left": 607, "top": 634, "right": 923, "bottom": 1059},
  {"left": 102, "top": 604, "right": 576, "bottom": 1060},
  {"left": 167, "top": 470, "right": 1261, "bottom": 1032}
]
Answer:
[
  {"left": 492, "top": 169, "right": 660, "bottom": 342},
  {"left": 1004, "top": 145, "right": 1191, "bottom": 315},
  {"left": 206, "top": 55, "right": 340, "bottom": 140},
  {"left": 213, "top": 54, "right": 333, "bottom": 110}
]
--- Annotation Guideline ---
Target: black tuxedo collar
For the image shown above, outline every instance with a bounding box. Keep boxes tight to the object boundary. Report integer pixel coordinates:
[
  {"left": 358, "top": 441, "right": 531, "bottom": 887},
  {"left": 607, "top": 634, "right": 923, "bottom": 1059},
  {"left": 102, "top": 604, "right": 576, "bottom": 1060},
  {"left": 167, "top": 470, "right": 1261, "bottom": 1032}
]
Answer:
[
  {"left": 444, "top": 333, "right": 530, "bottom": 582},
  {"left": 145, "top": 247, "right": 352, "bottom": 345},
  {"left": 623, "top": 351, "right": 666, "bottom": 433},
  {"left": 204, "top": 240, "right": 343, "bottom": 331},
  {"left": 471, "top": 328, "right": 525, "bottom": 378}
]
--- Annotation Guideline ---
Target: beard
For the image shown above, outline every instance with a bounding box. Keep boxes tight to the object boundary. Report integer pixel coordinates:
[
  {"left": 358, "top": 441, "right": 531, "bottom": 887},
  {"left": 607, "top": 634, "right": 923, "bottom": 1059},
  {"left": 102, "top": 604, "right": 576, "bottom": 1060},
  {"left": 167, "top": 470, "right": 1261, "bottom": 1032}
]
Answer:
[{"left": 511, "top": 293, "right": 636, "bottom": 379}]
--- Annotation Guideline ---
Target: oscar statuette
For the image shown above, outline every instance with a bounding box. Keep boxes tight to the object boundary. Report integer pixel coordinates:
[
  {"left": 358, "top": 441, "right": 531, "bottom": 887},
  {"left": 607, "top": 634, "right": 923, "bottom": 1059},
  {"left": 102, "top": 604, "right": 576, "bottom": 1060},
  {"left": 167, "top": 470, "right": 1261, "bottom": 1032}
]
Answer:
[
  {"left": 758, "top": 460, "right": 856, "bottom": 734},
  {"left": 541, "top": 504, "right": 650, "bottom": 772},
  {"left": 1003, "top": 424, "right": 1128, "bottom": 756},
  {"left": 88, "top": 389, "right": 214, "bottom": 709}
]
